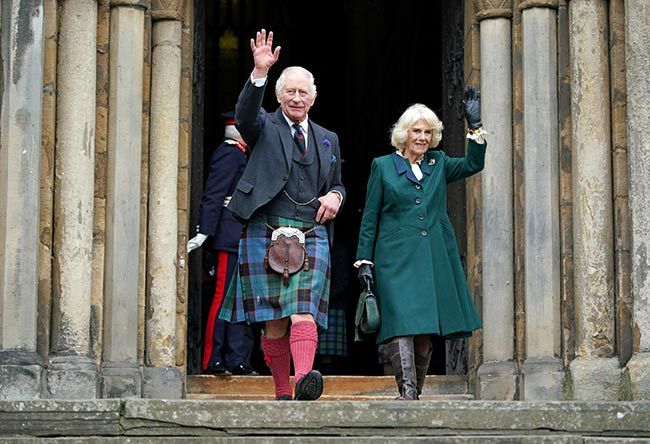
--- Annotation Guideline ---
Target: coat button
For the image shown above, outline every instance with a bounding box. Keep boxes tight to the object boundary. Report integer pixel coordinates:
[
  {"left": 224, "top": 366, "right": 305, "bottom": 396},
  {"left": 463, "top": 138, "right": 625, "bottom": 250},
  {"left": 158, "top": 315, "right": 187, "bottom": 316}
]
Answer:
[
  {"left": 415, "top": 184, "right": 421, "bottom": 190},
  {"left": 418, "top": 214, "right": 424, "bottom": 220},
  {"left": 283, "top": 176, "right": 288, "bottom": 181},
  {"left": 415, "top": 198, "right": 421, "bottom": 205},
  {"left": 421, "top": 230, "right": 428, "bottom": 237}
]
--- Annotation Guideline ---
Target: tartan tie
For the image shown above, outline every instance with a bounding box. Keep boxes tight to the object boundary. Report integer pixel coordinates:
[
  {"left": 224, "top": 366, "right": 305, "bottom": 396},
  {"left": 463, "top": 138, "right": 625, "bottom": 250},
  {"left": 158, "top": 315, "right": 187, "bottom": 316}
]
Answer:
[{"left": 292, "top": 123, "right": 307, "bottom": 157}]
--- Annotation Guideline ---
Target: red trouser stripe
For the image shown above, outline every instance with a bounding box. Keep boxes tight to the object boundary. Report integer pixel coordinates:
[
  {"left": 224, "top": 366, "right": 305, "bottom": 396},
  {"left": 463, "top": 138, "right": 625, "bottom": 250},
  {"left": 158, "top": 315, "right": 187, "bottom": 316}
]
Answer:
[{"left": 202, "top": 251, "right": 230, "bottom": 370}]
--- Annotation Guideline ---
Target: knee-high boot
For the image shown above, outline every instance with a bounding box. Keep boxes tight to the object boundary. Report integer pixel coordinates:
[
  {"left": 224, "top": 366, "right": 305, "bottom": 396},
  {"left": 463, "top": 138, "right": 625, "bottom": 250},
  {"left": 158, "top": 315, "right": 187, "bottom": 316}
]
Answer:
[
  {"left": 387, "top": 337, "right": 418, "bottom": 400},
  {"left": 414, "top": 335, "right": 433, "bottom": 398}
]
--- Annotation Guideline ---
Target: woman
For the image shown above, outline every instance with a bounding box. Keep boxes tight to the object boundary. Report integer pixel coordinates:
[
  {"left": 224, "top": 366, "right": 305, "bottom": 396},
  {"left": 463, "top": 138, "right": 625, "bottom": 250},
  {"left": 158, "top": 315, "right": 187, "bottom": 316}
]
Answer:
[{"left": 355, "top": 87, "right": 485, "bottom": 400}]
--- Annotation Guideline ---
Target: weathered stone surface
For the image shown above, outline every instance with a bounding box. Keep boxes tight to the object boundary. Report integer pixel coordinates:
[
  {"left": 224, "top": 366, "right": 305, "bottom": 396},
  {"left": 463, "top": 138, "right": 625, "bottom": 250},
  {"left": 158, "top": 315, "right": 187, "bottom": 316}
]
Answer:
[
  {"left": 522, "top": 358, "right": 564, "bottom": 400},
  {"left": 521, "top": 6, "right": 561, "bottom": 374},
  {"left": 51, "top": 0, "right": 97, "bottom": 368},
  {"left": 570, "top": 0, "right": 615, "bottom": 362},
  {"left": 0, "top": 400, "right": 122, "bottom": 436},
  {"left": 146, "top": 19, "right": 182, "bottom": 369},
  {"left": 568, "top": 357, "right": 625, "bottom": 401},
  {"left": 142, "top": 366, "right": 183, "bottom": 399},
  {"left": 626, "top": 0, "right": 650, "bottom": 353},
  {"left": 0, "top": 366, "right": 43, "bottom": 400},
  {"left": 480, "top": 17, "right": 514, "bottom": 366},
  {"left": 1, "top": 399, "right": 650, "bottom": 439},
  {"left": 626, "top": 353, "right": 650, "bottom": 400},
  {"left": 474, "top": 0, "right": 514, "bottom": 20},
  {"left": 477, "top": 361, "right": 518, "bottom": 400},
  {"left": 46, "top": 356, "right": 99, "bottom": 399}
]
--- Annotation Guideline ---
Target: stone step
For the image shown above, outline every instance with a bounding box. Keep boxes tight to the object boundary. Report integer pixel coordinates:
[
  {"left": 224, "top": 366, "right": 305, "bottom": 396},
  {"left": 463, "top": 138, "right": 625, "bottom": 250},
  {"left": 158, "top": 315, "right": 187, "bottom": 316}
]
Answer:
[
  {"left": 2, "top": 399, "right": 649, "bottom": 440},
  {"left": 187, "top": 374, "right": 469, "bottom": 400}
]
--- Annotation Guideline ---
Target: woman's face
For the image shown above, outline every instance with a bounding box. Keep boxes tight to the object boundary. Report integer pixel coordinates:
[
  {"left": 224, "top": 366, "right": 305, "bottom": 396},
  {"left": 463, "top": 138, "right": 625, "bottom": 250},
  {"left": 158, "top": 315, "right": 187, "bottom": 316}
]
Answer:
[{"left": 404, "top": 119, "right": 433, "bottom": 160}]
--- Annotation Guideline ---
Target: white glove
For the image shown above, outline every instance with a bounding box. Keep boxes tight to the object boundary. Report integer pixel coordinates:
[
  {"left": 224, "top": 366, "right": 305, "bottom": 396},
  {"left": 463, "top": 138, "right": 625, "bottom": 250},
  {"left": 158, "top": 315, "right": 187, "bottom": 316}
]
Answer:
[{"left": 187, "top": 233, "right": 208, "bottom": 253}]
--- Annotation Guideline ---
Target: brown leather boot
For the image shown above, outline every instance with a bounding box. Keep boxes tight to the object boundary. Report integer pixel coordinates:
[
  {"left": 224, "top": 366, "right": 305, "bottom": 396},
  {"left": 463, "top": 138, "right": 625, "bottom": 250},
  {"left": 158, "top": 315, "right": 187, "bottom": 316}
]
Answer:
[
  {"left": 414, "top": 335, "right": 433, "bottom": 398},
  {"left": 388, "top": 337, "right": 418, "bottom": 400}
]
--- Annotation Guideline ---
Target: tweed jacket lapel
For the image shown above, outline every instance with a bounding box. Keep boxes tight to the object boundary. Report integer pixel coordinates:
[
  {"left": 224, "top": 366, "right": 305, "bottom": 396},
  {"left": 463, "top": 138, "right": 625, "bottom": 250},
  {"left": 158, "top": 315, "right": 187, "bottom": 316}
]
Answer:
[
  {"left": 310, "top": 122, "right": 332, "bottom": 190},
  {"left": 271, "top": 108, "right": 293, "bottom": 170}
]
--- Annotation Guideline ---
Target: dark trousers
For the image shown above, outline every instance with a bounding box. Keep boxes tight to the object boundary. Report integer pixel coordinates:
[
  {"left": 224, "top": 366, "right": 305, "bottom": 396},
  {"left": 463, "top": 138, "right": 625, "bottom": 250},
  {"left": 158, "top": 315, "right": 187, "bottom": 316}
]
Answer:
[{"left": 202, "top": 250, "right": 254, "bottom": 371}]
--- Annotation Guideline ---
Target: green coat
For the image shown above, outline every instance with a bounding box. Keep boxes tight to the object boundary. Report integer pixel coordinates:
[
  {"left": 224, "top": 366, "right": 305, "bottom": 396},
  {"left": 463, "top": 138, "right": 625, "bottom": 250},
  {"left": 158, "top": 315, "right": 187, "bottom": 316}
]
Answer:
[{"left": 356, "top": 140, "right": 486, "bottom": 343}]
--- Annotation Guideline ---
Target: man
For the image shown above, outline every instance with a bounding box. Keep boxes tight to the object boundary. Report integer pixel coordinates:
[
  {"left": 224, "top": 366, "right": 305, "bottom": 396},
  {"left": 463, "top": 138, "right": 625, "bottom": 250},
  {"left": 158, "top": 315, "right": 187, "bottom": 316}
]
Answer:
[
  {"left": 187, "top": 112, "right": 255, "bottom": 375},
  {"left": 218, "top": 29, "right": 345, "bottom": 401}
]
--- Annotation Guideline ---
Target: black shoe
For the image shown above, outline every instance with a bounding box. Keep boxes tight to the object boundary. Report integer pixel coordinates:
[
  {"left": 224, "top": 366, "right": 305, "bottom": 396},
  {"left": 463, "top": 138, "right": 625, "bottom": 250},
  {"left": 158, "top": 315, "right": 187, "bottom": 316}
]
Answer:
[
  {"left": 275, "top": 394, "right": 292, "bottom": 400},
  {"left": 205, "top": 362, "right": 229, "bottom": 375},
  {"left": 230, "top": 363, "right": 258, "bottom": 375},
  {"left": 294, "top": 370, "right": 323, "bottom": 400}
]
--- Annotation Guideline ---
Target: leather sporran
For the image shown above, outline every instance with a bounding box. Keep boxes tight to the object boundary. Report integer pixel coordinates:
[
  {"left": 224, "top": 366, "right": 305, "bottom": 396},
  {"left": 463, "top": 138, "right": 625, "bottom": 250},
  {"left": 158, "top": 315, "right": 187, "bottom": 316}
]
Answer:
[
  {"left": 354, "top": 285, "right": 380, "bottom": 341},
  {"left": 264, "top": 227, "right": 310, "bottom": 286}
]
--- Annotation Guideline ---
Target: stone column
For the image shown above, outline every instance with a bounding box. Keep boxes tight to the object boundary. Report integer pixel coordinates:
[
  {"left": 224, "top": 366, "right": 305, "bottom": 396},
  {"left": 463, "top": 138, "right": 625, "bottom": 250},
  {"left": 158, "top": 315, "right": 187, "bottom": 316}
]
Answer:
[
  {"left": 567, "top": 0, "right": 623, "bottom": 401},
  {"left": 625, "top": 0, "right": 650, "bottom": 400},
  {"left": 474, "top": 1, "right": 518, "bottom": 400},
  {"left": 48, "top": 0, "right": 98, "bottom": 399},
  {"left": 520, "top": 0, "right": 565, "bottom": 400},
  {"left": 143, "top": 0, "right": 184, "bottom": 399},
  {"left": 0, "top": 0, "right": 46, "bottom": 400},
  {"left": 100, "top": 0, "right": 146, "bottom": 398}
]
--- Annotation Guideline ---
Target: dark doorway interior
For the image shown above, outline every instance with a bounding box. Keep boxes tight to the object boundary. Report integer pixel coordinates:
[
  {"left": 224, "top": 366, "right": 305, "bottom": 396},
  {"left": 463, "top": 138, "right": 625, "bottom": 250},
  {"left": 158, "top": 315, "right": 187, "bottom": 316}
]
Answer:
[{"left": 188, "top": 1, "right": 467, "bottom": 376}]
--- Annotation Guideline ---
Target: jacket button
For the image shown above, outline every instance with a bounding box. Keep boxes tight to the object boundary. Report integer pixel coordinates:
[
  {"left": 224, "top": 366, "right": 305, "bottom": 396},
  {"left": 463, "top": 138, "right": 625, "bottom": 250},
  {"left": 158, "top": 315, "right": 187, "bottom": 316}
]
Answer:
[
  {"left": 283, "top": 176, "right": 288, "bottom": 181},
  {"left": 418, "top": 214, "right": 424, "bottom": 220},
  {"left": 415, "top": 198, "right": 421, "bottom": 205},
  {"left": 421, "top": 230, "right": 428, "bottom": 237},
  {"left": 415, "top": 184, "right": 421, "bottom": 190}
]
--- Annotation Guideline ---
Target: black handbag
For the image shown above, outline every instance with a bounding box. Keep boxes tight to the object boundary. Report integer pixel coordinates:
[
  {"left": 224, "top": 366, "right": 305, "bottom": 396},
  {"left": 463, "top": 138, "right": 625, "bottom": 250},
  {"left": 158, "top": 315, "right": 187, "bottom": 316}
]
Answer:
[{"left": 354, "top": 283, "right": 380, "bottom": 341}]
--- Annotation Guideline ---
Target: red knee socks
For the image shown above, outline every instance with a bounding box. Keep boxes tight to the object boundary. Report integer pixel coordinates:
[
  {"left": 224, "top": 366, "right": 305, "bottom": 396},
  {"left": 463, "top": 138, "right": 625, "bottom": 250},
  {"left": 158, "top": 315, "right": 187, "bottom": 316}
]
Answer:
[
  {"left": 261, "top": 335, "right": 292, "bottom": 398},
  {"left": 290, "top": 320, "right": 318, "bottom": 383}
]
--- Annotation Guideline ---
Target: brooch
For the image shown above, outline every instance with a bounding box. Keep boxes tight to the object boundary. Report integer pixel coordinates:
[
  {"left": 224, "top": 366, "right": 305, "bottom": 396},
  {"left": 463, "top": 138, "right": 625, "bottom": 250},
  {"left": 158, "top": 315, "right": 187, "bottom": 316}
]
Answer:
[
  {"left": 428, "top": 158, "right": 436, "bottom": 166},
  {"left": 323, "top": 138, "right": 331, "bottom": 148}
]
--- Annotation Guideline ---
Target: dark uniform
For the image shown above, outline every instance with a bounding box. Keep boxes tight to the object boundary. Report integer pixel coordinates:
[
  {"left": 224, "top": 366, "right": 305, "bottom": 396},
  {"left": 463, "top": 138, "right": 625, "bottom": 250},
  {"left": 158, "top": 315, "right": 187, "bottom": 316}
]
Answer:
[{"left": 198, "top": 125, "right": 254, "bottom": 375}]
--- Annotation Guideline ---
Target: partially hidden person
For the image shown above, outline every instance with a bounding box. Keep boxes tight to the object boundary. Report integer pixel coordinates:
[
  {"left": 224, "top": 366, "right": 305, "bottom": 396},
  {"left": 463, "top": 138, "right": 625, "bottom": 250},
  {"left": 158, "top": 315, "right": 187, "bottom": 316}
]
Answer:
[
  {"left": 355, "top": 86, "right": 486, "bottom": 400},
  {"left": 187, "top": 112, "right": 256, "bottom": 376},
  {"left": 218, "top": 29, "right": 346, "bottom": 401}
]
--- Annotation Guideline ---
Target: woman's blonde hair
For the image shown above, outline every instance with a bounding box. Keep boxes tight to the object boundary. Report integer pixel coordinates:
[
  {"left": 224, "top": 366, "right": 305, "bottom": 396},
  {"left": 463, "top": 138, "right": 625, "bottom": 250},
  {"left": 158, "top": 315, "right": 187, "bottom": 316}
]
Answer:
[{"left": 390, "top": 103, "right": 443, "bottom": 152}]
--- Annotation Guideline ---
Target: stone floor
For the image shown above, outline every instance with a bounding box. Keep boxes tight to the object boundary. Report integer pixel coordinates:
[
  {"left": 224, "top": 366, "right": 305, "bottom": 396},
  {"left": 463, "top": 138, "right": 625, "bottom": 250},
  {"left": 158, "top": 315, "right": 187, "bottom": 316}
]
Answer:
[{"left": 1, "top": 399, "right": 650, "bottom": 442}]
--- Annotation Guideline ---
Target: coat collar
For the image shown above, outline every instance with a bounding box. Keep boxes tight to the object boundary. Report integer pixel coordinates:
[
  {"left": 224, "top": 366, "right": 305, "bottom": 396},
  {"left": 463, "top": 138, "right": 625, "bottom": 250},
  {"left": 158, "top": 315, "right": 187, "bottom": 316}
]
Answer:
[{"left": 391, "top": 151, "right": 433, "bottom": 185}]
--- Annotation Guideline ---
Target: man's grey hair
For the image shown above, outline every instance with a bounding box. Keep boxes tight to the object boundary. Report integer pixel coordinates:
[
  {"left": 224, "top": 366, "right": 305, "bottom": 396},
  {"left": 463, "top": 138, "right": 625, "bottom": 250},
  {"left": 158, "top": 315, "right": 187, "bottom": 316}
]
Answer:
[{"left": 275, "top": 66, "right": 317, "bottom": 99}]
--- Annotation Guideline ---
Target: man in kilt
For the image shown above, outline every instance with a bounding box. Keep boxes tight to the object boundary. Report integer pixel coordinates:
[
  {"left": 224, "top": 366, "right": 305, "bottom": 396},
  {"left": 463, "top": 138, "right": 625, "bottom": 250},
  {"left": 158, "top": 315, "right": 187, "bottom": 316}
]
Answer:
[{"left": 219, "top": 29, "right": 346, "bottom": 401}]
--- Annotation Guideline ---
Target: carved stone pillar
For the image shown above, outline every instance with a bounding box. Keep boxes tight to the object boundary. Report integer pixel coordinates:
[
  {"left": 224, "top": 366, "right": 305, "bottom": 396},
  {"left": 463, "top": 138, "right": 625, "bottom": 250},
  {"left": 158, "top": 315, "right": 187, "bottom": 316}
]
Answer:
[
  {"left": 100, "top": 0, "right": 147, "bottom": 398},
  {"left": 625, "top": 0, "right": 650, "bottom": 401},
  {"left": 143, "top": 0, "right": 184, "bottom": 399},
  {"left": 567, "top": 0, "right": 623, "bottom": 401},
  {"left": 48, "top": 0, "right": 98, "bottom": 399},
  {"left": 0, "top": 0, "right": 46, "bottom": 400},
  {"left": 520, "top": 0, "right": 565, "bottom": 400},
  {"left": 473, "top": 0, "right": 518, "bottom": 400}
]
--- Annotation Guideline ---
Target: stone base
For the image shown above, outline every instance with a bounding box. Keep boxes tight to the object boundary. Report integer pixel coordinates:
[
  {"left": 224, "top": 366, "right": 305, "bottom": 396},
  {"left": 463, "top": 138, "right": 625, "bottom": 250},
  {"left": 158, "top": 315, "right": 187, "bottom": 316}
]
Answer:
[
  {"left": 142, "top": 366, "right": 184, "bottom": 399},
  {"left": 0, "top": 351, "right": 45, "bottom": 400},
  {"left": 625, "top": 352, "right": 650, "bottom": 400},
  {"left": 477, "top": 360, "right": 519, "bottom": 400},
  {"left": 522, "top": 357, "right": 565, "bottom": 400},
  {"left": 568, "top": 356, "right": 624, "bottom": 401},
  {"left": 2, "top": 399, "right": 650, "bottom": 439},
  {"left": 101, "top": 362, "right": 142, "bottom": 398},
  {"left": 46, "top": 355, "right": 99, "bottom": 399}
]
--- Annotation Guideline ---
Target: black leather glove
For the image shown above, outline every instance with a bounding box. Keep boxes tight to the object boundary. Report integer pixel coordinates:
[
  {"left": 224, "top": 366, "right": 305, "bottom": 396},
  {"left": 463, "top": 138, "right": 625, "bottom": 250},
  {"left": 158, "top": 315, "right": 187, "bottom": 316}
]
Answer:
[
  {"left": 463, "top": 85, "right": 482, "bottom": 130},
  {"left": 358, "top": 263, "right": 374, "bottom": 289}
]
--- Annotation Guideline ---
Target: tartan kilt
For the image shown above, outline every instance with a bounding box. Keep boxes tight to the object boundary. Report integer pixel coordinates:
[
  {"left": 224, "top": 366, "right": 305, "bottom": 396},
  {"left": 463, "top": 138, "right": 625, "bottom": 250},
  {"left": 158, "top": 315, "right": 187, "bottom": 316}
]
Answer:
[
  {"left": 316, "top": 308, "right": 347, "bottom": 356},
  {"left": 218, "top": 215, "right": 331, "bottom": 330}
]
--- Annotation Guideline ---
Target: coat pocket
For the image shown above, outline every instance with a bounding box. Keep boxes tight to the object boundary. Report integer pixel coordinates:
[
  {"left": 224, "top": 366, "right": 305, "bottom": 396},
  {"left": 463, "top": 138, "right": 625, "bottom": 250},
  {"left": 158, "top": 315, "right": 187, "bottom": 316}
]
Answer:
[
  {"left": 236, "top": 178, "right": 254, "bottom": 194},
  {"left": 377, "top": 227, "right": 401, "bottom": 241}
]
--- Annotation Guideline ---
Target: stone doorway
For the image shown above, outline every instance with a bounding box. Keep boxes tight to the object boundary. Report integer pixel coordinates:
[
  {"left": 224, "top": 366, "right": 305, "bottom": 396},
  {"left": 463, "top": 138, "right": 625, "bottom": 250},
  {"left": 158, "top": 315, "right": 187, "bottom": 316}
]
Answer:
[{"left": 187, "top": 0, "right": 469, "bottom": 378}]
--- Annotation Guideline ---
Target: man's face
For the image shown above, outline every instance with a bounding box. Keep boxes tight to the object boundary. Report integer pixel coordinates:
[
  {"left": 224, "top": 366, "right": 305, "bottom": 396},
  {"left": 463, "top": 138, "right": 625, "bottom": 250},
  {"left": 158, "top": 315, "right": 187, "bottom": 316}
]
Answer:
[{"left": 277, "top": 72, "right": 315, "bottom": 124}]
